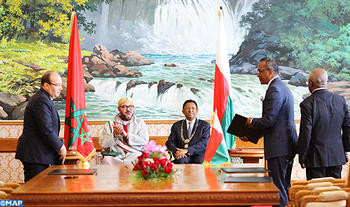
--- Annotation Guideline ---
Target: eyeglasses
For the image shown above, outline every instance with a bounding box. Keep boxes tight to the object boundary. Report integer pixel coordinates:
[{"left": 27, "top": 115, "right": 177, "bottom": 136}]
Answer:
[
  {"left": 119, "top": 105, "right": 134, "bottom": 110},
  {"left": 49, "top": 82, "right": 62, "bottom": 87},
  {"left": 257, "top": 69, "right": 270, "bottom": 74}
]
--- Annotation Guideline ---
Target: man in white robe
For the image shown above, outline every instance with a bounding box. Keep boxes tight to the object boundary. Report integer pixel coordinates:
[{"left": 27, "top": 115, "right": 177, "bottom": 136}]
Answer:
[{"left": 99, "top": 97, "right": 149, "bottom": 165}]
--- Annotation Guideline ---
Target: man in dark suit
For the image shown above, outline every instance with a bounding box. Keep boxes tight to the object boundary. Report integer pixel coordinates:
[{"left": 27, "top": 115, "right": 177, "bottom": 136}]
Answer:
[
  {"left": 243, "top": 57, "right": 297, "bottom": 207},
  {"left": 16, "top": 71, "right": 67, "bottom": 182},
  {"left": 298, "top": 68, "right": 350, "bottom": 180},
  {"left": 166, "top": 100, "right": 210, "bottom": 164}
]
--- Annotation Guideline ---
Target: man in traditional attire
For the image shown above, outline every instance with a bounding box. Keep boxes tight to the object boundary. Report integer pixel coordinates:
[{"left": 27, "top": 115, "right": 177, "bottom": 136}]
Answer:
[
  {"left": 166, "top": 99, "right": 210, "bottom": 164},
  {"left": 99, "top": 97, "right": 149, "bottom": 165}
]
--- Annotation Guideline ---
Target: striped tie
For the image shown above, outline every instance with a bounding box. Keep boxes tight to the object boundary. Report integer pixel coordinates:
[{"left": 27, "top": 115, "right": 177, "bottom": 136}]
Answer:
[{"left": 188, "top": 121, "right": 193, "bottom": 138}]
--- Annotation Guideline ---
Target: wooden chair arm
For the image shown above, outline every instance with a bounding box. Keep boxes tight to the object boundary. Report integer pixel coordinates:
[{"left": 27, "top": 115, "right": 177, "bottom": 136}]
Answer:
[
  {"left": 312, "top": 186, "right": 341, "bottom": 195},
  {"left": 295, "top": 190, "right": 312, "bottom": 204},
  {"left": 300, "top": 195, "right": 318, "bottom": 207},
  {"left": 309, "top": 177, "right": 336, "bottom": 183},
  {"left": 0, "top": 187, "right": 13, "bottom": 194},
  {"left": 0, "top": 190, "right": 7, "bottom": 199},
  {"left": 306, "top": 182, "right": 333, "bottom": 190}
]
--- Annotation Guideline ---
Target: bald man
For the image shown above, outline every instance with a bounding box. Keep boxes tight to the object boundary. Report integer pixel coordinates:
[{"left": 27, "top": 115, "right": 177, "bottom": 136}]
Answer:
[
  {"left": 298, "top": 68, "right": 350, "bottom": 180},
  {"left": 16, "top": 71, "right": 66, "bottom": 182},
  {"left": 99, "top": 97, "right": 149, "bottom": 165}
]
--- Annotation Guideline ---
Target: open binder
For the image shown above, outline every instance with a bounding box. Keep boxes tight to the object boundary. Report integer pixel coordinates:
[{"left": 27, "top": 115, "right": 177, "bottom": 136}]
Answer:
[{"left": 227, "top": 114, "right": 264, "bottom": 144}]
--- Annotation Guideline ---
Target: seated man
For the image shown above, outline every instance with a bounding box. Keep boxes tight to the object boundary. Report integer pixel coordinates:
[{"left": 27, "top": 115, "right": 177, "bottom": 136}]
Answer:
[
  {"left": 99, "top": 97, "right": 149, "bottom": 165},
  {"left": 166, "top": 99, "right": 210, "bottom": 164}
]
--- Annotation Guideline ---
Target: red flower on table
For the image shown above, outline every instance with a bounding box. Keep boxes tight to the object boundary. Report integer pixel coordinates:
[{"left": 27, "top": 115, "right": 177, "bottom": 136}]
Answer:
[
  {"left": 131, "top": 141, "right": 176, "bottom": 180},
  {"left": 164, "top": 165, "right": 172, "bottom": 174}
]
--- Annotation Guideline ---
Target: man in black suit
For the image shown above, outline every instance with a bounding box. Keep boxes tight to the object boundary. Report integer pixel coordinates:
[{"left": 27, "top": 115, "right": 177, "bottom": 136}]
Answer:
[
  {"left": 243, "top": 57, "right": 297, "bottom": 207},
  {"left": 298, "top": 68, "right": 350, "bottom": 180},
  {"left": 166, "top": 100, "right": 210, "bottom": 164},
  {"left": 16, "top": 71, "right": 67, "bottom": 182}
]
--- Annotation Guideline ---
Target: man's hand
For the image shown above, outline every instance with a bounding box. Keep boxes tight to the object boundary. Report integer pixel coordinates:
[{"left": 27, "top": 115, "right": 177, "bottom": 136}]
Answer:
[
  {"left": 113, "top": 124, "right": 127, "bottom": 137},
  {"left": 245, "top": 117, "right": 252, "bottom": 128},
  {"left": 175, "top": 148, "right": 189, "bottom": 159},
  {"left": 58, "top": 145, "right": 67, "bottom": 164},
  {"left": 240, "top": 136, "right": 248, "bottom": 142},
  {"left": 346, "top": 152, "right": 350, "bottom": 162}
]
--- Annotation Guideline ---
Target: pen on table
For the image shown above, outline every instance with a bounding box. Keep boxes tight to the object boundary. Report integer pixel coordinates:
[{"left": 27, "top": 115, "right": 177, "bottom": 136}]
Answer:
[{"left": 64, "top": 176, "right": 78, "bottom": 179}]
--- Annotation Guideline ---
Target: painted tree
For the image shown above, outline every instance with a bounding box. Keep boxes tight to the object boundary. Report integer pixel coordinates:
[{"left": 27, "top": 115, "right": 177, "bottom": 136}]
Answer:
[
  {"left": 241, "top": 0, "right": 350, "bottom": 81},
  {"left": 0, "top": 0, "right": 99, "bottom": 41}
]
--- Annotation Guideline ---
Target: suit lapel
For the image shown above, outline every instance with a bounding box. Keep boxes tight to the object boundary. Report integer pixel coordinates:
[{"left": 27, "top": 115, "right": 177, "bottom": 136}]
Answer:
[
  {"left": 192, "top": 119, "right": 198, "bottom": 134},
  {"left": 263, "top": 77, "right": 280, "bottom": 105}
]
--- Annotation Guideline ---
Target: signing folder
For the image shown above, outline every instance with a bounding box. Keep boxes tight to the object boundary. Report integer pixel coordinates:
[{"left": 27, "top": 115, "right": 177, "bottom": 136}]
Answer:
[
  {"left": 224, "top": 176, "right": 272, "bottom": 183},
  {"left": 221, "top": 167, "right": 269, "bottom": 173},
  {"left": 227, "top": 114, "right": 263, "bottom": 144},
  {"left": 48, "top": 168, "right": 97, "bottom": 175}
]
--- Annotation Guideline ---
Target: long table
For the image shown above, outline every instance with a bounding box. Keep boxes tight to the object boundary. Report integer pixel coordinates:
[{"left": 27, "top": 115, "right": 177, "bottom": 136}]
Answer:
[{"left": 8, "top": 164, "right": 279, "bottom": 206}]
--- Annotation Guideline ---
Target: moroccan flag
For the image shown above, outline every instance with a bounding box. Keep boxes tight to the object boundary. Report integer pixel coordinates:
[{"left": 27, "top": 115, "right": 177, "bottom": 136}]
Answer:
[
  {"left": 204, "top": 8, "right": 234, "bottom": 165},
  {"left": 64, "top": 12, "right": 95, "bottom": 159}
]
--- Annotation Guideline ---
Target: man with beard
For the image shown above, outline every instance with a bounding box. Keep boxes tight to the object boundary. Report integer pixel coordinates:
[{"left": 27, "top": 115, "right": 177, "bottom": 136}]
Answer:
[{"left": 99, "top": 97, "right": 149, "bottom": 165}]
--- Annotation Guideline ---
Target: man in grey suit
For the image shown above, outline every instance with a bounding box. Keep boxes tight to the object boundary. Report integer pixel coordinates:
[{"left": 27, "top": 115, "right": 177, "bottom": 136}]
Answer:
[
  {"left": 298, "top": 68, "right": 350, "bottom": 180},
  {"left": 16, "top": 71, "right": 66, "bottom": 182},
  {"left": 243, "top": 57, "right": 297, "bottom": 207}
]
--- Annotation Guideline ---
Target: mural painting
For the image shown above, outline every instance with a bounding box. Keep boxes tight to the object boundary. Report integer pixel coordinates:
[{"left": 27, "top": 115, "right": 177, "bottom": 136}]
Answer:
[{"left": 1, "top": 0, "right": 349, "bottom": 121}]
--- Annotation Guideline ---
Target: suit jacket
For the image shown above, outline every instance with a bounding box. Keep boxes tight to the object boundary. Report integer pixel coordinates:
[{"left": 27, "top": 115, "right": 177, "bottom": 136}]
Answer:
[
  {"left": 251, "top": 77, "right": 298, "bottom": 160},
  {"left": 166, "top": 119, "right": 210, "bottom": 159},
  {"left": 298, "top": 89, "right": 350, "bottom": 167},
  {"left": 15, "top": 88, "right": 63, "bottom": 165}
]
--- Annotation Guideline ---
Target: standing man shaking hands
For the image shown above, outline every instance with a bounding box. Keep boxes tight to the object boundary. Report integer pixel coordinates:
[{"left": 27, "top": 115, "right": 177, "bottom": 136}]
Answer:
[
  {"left": 16, "top": 71, "right": 66, "bottom": 182},
  {"left": 298, "top": 68, "right": 350, "bottom": 180},
  {"left": 242, "top": 57, "right": 297, "bottom": 207}
]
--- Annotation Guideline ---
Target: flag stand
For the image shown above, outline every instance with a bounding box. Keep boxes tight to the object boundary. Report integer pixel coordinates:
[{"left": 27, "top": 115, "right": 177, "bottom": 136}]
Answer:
[
  {"left": 76, "top": 148, "right": 96, "bottom": 169},
  {"left": 77, "top": 158, "right": 90, "bottom": 169}
]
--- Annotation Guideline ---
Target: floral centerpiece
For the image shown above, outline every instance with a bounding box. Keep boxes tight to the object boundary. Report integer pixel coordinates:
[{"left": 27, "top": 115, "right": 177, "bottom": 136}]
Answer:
[{"left": 131, "top": 140, "right": 175, "bottom": 180}]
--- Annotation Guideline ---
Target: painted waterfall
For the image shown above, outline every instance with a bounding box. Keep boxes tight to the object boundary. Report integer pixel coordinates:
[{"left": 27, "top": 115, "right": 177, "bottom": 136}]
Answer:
[{"left": 55, "top": 0, "right": 308, "bottom": 120}]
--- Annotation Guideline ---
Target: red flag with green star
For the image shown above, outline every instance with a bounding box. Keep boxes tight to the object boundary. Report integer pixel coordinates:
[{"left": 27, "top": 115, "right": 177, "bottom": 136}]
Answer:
[{"left": 64, "top": 12, "right": 95, "bottom": 159}]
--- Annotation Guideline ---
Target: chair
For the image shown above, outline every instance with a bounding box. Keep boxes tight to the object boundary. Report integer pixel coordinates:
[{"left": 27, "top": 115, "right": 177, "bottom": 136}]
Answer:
[
  {"left": 0, "top": 191, "right": 7, "bottom": 199},
  {"left": 0, "top": 182, "right": 21, "bottom": 194},
  {"left": 300, "top": 190, "right": 348, "bottom": 207},
  {"left": 289, "top": 181, "right": 334, "bottom": 206},
  {"left": 295, "top": 186, "right": 341, "bottom": 207},
  {"left": 288, "top": 177, "right": 347, "bottom": 206}
]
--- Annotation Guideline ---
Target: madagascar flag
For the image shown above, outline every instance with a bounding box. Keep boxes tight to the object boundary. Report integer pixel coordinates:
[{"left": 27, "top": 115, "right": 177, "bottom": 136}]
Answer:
[
  {"left": 64, "top": 12, "right": 95, "bottom": 159},
  {"left": 204, "top": 8, "right": 234, "bottom": 165}
]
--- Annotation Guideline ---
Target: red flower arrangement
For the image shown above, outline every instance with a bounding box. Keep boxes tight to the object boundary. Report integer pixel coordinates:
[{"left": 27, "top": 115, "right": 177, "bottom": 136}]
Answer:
[{"left": 132, "top": 140, "right": 175, "bottom": 180}]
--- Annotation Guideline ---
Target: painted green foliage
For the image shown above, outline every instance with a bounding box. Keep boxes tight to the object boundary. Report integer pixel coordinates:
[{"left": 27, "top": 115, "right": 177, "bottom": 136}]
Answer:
[
  {"left": 0, "top": 0, "right": 101, "bottom": 41},
  {"left": 241, "top": 0, "right": 350, "bottom": 80},
  {"left": 0, "top": 0, "right": 102, "bottom": 95},
  {"left": 0, "top": 38, "right": 92, "bottom": 95}
]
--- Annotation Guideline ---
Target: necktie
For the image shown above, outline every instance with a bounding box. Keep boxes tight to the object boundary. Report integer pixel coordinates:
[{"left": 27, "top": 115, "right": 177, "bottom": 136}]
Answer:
[{"left": 188, "top": 121, "right": 193, "bottom": 138}]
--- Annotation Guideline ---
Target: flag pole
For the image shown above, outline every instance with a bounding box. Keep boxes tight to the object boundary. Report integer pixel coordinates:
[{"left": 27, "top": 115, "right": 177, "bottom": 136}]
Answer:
[{"left": 64, "top": 9, "right": 95, "bottom": 168}]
